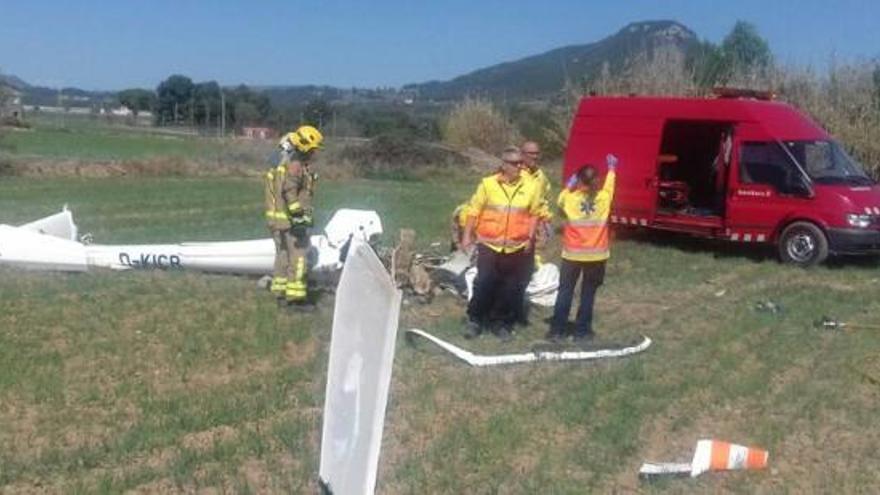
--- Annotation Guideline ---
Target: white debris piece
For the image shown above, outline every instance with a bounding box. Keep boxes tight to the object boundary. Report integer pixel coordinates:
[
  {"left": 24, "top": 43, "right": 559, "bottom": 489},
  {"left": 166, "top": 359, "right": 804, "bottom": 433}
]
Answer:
[
  {"left": 324, "top": 209, "right": 383, "bottom": 247},
  {"left": 319, "top": 240, "right": 402, "bottom": 494},
  {"left": 464, "top": 261, "right": 560, "bottom": 307}
]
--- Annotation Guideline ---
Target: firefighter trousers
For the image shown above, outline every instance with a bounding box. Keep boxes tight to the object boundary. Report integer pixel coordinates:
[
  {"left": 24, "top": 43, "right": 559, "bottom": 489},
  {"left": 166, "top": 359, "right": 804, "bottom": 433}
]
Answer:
[
  {"left": 270, "top": 229, "right": 310, "bottom": 302},
  {"left": 270, "top": 230, "right": 289, "bottom": 297}
]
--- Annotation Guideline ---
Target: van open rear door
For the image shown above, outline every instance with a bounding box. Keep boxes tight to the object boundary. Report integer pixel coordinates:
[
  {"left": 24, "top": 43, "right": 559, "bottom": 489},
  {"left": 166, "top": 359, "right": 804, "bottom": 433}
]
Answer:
[{"left": 563, "top": 109, "right": 664, "bottom": 227}]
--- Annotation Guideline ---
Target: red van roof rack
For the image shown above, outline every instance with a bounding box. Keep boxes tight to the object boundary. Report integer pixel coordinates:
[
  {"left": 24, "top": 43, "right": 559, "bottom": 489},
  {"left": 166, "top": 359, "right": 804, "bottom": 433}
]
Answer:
[{"left": 712, "top": 87, "right": 776, "bottom": 100}]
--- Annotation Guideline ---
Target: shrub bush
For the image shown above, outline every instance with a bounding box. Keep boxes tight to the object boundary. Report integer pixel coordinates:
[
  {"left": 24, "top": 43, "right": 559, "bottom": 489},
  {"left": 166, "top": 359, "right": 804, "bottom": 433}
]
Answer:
[
  {"left": 341, "top": 134, "right": 467, "bottom": 180},
  {"left": 442, "top": 97, "right": 519, "bottom": 154}
]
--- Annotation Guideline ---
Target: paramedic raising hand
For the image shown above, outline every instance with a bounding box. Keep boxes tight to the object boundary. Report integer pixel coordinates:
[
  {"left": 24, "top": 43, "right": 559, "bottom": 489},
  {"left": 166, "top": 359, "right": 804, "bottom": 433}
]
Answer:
[{"left": 606, "top": 153, "right": 618, "bottom": 171}]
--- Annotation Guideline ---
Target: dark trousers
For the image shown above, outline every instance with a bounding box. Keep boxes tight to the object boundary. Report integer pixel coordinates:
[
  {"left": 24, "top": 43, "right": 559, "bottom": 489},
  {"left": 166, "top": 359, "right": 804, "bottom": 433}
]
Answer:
[
  {"left": 512, "top": 252, "right": 535, "bottom": 323},
  {"left": 551, "top": 259, "right": 606, "bottom": 336},
  {"left": 467, "top": 245, "right": 531, "bottom": 327}
]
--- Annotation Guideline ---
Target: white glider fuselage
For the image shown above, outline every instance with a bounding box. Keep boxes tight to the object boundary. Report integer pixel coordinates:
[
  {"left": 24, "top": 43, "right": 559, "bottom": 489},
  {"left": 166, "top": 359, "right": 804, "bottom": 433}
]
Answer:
[{"left": 0, "top": 208, "right": 382, "bottom": 275}]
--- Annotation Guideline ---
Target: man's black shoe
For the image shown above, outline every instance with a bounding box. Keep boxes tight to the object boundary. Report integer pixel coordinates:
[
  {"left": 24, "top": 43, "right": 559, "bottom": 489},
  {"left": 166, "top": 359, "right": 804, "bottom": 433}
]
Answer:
[
  {"left": 497, "top": 326, "right": 514, "bottom": 343},
  {"left": 462, "top": 321, "right": 482, "bottom": 340},
  {"left": 572, "top": 332, "right": 597, "bottom": 349},
  {"left": 544, "top": 330, "right": 564, "bottom": 343}
]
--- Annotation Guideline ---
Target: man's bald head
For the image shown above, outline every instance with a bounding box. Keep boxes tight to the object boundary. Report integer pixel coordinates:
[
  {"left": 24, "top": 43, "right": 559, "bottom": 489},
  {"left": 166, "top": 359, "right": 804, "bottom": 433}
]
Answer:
[{"left": 520, "top": 141, "right": 541, "bottom": 171}]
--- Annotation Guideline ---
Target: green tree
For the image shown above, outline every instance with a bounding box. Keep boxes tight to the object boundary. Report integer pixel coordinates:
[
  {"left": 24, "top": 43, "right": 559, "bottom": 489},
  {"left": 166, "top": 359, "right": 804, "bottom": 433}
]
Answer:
[
  {"left": 233, "top": 101, "right": 259, "bottom": 127},
  {"left": 193, "top": 81, "right": 221, "bottom": 127},
  {"left": 686, "top": 40, "right": 729, "bottom": 89},
  {"left": 721, "top": 21, "right": 772, "bottom": 76},
  {"left": 117, "top": 88, "right": 155, "bottom": 117},
  {"left": 226, "top": 85, "right": 270, "bottom": 127},
  {"left": 156, "top": 75, "right": 194, "bottom": 125},
  {"left": 303, "top": 99, "right": 331, "bottom": 128}
]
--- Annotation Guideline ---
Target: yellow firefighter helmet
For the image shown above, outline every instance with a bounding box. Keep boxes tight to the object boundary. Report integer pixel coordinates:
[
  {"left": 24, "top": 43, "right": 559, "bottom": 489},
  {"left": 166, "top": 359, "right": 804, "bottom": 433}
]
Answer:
[{"left": 284, "top": 125, "right": 323, "bottom": 153}]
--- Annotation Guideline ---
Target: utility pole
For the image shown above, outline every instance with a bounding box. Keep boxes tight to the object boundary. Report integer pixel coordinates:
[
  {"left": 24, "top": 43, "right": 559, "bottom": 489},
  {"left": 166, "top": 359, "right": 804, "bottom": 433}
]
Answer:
[{"left": 220, "top": 89, "right": 226, "bottom": 138}]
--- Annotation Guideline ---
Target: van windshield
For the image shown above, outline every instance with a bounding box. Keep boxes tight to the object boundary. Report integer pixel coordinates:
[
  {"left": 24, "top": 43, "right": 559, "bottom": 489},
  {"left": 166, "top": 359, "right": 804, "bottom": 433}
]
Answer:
[{"left": 782, "top": 140, "right": 874, "bottom": 186}]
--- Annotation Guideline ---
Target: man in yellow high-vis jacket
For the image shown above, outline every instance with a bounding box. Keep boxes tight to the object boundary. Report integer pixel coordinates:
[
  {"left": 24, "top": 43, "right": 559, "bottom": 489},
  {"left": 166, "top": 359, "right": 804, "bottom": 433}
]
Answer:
[
  {"left": 461, "top": 147, "right": 542, "bottom": 341},
  {"left": 515, "top": 140, "right": 553, "bottom": 325},
  {"left": 548, "top": 153, "right": 618, "bottom": 343}
]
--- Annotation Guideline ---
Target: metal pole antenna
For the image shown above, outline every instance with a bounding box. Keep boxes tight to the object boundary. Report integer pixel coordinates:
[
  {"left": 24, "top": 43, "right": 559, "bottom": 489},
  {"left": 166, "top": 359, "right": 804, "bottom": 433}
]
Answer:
[{"left": 220, "top": 89, "right": 226, "bottom": 138}]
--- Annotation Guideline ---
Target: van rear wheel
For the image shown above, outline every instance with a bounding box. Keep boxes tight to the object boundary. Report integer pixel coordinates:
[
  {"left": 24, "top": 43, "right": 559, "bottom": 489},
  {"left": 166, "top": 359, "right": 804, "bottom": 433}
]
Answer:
[{"left": 778, "top": 221, "right": 828, "bottom": 266}]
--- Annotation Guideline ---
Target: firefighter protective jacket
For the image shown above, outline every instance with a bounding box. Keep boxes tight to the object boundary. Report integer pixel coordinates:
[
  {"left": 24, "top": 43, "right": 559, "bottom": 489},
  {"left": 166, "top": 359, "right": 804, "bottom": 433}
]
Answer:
[
  {"left": 264, "top": 161, "right": 315, "bottom": 230},
  {"left": 275, "top": 160, "right": 315, "bottom": 228},
  {"left": 263, "top": 164, "right": 290, "bottom": 231},
  {"left": 557, "top": 170, "right": 616, "bottom": 262},
  {"left": 467, "top": 173, "right": 542, "bottom": 253}
]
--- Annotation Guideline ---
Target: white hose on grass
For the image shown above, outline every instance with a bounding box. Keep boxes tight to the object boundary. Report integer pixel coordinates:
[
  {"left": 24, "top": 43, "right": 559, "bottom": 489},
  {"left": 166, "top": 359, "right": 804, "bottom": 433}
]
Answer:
[{"left": 405, "top": 328, "right": 651, "bottom": 367}]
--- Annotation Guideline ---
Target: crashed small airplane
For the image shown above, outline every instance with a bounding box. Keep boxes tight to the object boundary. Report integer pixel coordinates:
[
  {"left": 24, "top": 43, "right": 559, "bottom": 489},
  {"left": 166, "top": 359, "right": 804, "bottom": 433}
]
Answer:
[{"left": 0, "top": 206, "right": 383, "bottom": 275}]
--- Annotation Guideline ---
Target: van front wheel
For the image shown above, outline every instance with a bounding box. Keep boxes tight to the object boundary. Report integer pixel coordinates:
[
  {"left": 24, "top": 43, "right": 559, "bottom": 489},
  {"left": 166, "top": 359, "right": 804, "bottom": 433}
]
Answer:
[{"left": 778, "top": 222, "right": 828, "bottom": 266}]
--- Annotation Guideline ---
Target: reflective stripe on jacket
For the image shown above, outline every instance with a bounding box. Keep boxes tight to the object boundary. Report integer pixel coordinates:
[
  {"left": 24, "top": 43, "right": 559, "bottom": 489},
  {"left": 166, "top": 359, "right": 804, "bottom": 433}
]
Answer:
[
  {"left": 557, "top": 170, "right": 616, "bottom": 262},
  {"left": 277, "top": 161, "right": 314, "bottom": 222},
  {"left": 264, "top": 164, "right": 289, "bottom": 230},
  {"left": 468, "top": 173, "right": 542, "bottom": 253}
]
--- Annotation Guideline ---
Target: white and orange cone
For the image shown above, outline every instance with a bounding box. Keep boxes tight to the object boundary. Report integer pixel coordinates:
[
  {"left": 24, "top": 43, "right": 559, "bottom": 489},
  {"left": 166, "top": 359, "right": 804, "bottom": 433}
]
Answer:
[
  {"left": 690, "top": 439, "right": 769, "bottom": 477},
  {"left": 639, "top": 439, "right": 769, "bottom": 480}
]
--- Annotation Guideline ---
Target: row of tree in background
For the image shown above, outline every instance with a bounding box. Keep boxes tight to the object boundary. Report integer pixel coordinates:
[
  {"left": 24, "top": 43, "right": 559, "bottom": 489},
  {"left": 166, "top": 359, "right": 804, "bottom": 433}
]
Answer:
[
  {"left": 104, "top": 20, "right": 880, "bottom": 174},
  {"left": 114, "top": 22, "right": 792, "bottom": 133},
  {"left": 118, "top": 75, "right": 271, "bottom": 130},
  {"left": 115, "top": 73, "right": 439, "bottom": 139}
]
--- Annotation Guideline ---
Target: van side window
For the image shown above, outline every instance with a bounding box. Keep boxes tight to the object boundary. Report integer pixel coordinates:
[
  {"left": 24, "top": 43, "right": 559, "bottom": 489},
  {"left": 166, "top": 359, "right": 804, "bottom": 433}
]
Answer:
[{"left": 739, "top": 142, "right": 802, "bottom": 194}]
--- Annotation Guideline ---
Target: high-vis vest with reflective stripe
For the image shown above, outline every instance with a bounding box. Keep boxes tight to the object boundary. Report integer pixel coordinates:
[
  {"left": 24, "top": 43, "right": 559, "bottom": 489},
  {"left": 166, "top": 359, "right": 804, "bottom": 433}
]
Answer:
[
  {"left": 557, "top": 170, "right": 616, "bottom": 262},
  {"left": 468, "top": 173, "right": 541, "bottom": 253},
  {"left": 264, "top": 164, "right": 289, "bottom": 230}
]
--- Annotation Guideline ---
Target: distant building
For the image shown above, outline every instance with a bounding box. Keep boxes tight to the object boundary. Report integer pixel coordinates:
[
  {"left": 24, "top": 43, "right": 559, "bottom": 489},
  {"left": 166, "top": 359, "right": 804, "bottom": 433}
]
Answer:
[
  {"left": 110, "top": 106, "right": 134, "bottom": 116},
  {"left": 241, "top": 126, "right": 276, "bottom": 140},
  {"left": 0, "top": 84, "right": 23, "bottom": 119}
]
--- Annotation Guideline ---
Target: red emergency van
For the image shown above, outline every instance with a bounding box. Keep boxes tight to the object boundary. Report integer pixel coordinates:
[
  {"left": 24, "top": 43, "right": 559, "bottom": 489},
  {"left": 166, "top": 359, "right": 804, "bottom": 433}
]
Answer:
[{"left": 563, "top": 92, "right": 880, "bottom": 266}]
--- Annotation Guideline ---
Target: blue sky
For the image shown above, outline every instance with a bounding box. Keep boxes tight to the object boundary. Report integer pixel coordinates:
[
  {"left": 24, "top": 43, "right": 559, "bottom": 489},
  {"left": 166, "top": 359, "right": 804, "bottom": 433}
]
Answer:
[{"left": 1, "top": 0, "right": 877, "bottom": 90}]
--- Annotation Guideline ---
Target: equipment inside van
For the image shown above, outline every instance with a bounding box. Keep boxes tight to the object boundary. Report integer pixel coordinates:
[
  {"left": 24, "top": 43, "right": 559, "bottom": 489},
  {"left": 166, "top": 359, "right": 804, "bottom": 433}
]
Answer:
[{"left": 563, "top": 89, "right": 880, "bottom": 266}]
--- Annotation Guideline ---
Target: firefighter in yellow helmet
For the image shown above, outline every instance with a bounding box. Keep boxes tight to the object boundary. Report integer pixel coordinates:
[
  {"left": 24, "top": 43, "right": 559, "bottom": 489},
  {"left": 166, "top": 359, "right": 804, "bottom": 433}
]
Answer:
[{"left": 264, "top": 125, "right": 323, "bottom": 309}]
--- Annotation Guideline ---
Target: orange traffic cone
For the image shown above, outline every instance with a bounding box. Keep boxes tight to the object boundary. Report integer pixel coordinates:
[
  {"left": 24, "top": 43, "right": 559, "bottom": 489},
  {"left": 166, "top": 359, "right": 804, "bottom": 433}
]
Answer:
[{"left": 691, "top": 439, "right": 768, "bottom": 477}]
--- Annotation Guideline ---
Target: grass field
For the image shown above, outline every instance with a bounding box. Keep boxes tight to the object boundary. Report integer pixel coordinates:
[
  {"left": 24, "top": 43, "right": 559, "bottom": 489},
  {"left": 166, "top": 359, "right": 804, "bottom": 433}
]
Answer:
[
  {"left": 1, "top": 115, "right": 272, "bottom": 166},
  {"left": 1, "top": 174, "right": 880, "bottom": 493},
  {"left": 2, "top": 127, "right": 216, "bottom": 161}
]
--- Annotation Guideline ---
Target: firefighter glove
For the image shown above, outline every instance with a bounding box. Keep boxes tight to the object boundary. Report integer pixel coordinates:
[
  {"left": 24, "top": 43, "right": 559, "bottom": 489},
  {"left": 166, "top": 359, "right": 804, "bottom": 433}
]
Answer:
[{"left": 291, "top": 214, "right": 313, "bottom": 227}]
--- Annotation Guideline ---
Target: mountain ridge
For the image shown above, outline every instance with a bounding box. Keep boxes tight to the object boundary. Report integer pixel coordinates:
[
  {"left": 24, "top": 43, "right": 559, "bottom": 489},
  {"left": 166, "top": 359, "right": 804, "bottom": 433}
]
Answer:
[
  {"left": 2, "top": 20, "right": 699, "bottom": 107},
  {"left": 404, "top": 20, "right": 698, "bottom": 100}
]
